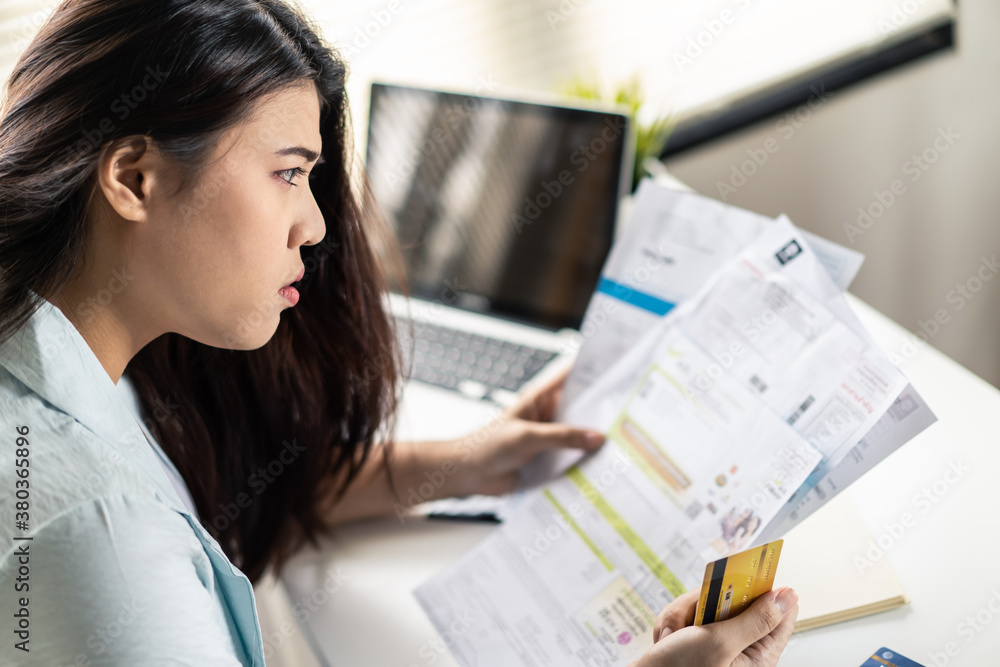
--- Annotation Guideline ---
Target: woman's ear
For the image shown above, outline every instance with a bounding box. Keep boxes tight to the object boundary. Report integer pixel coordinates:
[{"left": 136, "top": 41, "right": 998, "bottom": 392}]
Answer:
[{"left": 96, "top": 136, "right": 167, "bottom": 224}]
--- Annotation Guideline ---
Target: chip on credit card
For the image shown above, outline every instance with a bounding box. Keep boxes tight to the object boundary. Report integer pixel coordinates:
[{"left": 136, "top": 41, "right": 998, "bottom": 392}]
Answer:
[
  {"left": 860, "top": 647, "right": 926, "bottom": 667},
  {"left": 694, "top": 539, "right": 783, "bottom": 625}
]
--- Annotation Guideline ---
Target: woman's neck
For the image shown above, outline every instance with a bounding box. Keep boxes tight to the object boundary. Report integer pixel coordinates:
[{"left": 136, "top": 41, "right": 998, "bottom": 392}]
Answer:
[{"left": 49, "top": 272, "right": 160, "bottom": 384}]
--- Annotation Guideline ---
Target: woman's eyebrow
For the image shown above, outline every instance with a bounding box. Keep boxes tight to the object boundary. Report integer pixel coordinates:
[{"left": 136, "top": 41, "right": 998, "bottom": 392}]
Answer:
[{"left": 274, "top": 146, "right": 325, "bottom": 164}]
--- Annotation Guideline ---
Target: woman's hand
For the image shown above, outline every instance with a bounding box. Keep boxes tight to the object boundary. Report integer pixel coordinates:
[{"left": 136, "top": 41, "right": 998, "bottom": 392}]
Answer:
[
  {"left": 630, "top": 588, "right": 799, "bottom": 667},
  {"left": 447, "top": 364, "right": 606, "bottom": 497},
  {"left": 328, "top": 365, "right": 605, "bottom": 524}
]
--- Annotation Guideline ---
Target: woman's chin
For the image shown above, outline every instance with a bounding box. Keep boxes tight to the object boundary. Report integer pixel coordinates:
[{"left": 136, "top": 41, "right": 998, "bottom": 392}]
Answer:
[
  {"left": 228, "top": 328, "right": 278, "bottom": 351},
  {"left": 210, "top": 319, "right": 280, "bottom": 351}
]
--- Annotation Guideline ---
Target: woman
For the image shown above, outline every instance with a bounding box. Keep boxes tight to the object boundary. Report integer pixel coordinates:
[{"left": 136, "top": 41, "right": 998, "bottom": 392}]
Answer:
[{"left": 0, "top": 0, "right": 797, "bottom": 664}]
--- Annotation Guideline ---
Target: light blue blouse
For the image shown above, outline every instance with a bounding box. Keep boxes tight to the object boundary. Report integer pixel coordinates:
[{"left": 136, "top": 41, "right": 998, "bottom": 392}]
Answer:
[{"left": 0, "top": 294, "right": 265, "bottom": 665}]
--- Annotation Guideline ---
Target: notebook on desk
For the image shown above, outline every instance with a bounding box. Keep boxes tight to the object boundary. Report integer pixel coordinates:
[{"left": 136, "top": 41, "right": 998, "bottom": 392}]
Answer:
[{"left": 776, "top": 492, "right": 909, "bottom": 632}]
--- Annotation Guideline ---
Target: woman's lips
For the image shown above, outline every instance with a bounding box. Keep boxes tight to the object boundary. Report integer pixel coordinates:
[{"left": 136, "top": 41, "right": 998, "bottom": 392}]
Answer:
[
  {"left": 279, "top": 285, "right": 299, "bottom": 306},
  {"left": 279, "top": 266, "right": 305, "bottom": 306}
]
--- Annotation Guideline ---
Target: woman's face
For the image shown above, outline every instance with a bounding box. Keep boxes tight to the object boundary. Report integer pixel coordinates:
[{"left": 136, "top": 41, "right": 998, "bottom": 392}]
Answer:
[{"left": 139, "top": 82, "right": 326, "bottom": 350}]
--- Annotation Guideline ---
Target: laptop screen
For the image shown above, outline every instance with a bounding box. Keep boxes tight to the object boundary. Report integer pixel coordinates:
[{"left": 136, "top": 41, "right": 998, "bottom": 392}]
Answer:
[{"left": 365, "top": 82, "right": 631, "bottom": 331}]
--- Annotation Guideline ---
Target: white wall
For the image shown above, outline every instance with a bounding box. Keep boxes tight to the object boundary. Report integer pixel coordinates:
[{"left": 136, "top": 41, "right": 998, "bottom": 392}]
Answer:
[{"left": 661, "top": 0, "right": 1000, "bottom": 388}]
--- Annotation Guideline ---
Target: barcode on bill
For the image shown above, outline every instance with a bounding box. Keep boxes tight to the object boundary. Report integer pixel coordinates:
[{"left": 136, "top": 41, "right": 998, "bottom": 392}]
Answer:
[{"left": 786, "top": 395, "right": 815, "bottom": 425}]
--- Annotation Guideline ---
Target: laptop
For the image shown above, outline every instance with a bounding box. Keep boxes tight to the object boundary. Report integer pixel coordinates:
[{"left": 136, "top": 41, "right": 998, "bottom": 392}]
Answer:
[{"left": 366, "top": 82, "right": 634, "bottom": 446}]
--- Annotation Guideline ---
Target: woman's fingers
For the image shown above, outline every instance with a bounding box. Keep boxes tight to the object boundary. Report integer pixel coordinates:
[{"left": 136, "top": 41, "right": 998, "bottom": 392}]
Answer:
[
  {"left": 652, "top": 590, "right": 699, "bottom": 642},
  {"left": 736, "top": 598, "right": 798, "bottom": 666},
  {"left": 507, "top": 364, "right": 572, "bottom": 421},
  {"left": 709, "top": 587, "right": 798, "bottom": 659},
  {"left": 517, "top": 420, "right": 605, "bottom": 455}
]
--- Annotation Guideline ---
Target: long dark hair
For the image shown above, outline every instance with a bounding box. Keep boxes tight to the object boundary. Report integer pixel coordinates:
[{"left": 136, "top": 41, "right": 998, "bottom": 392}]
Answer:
[{"left": 0, "top": 0, "right": 406, "bottom": 583}]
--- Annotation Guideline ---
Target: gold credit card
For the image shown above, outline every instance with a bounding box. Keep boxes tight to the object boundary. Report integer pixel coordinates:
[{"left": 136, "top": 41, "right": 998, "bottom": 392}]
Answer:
[{"left": 694, "top": 539, "right": 783, "bottom": 625}]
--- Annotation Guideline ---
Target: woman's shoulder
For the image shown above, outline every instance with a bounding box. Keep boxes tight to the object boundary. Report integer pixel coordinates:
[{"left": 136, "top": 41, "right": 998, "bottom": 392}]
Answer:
[
  {"left": 0, "top": 492, "right": 250, "bottom": 665},
  {"left": 0, "top": 364, "right": 259, "bottom": 664},
  {"left": 1, "top": 491, "right": 206, "bottom": 565},
  {"left": 0, "top": 367, "right": 171, "bottom": 546}
]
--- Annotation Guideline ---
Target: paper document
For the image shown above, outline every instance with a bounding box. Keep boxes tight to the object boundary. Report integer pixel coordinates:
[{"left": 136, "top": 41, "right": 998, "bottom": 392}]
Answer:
[
  {"left": 414, "top": 181, "right": 935, "bottom": 667},
  {"left": 521, "top": 181, "right": 932, "bottom": 533},
  {"left": 759, "top": 383, "right": 937, "bottom": 541},
  {"left": 415, "top": 211, "right": 906, "bottom": 667},
  {"left": 416, "top": 346, "right": 821, "bottom": 665},
  {"left": 558, "top": 180, "right": 862, "bottom": 411}
]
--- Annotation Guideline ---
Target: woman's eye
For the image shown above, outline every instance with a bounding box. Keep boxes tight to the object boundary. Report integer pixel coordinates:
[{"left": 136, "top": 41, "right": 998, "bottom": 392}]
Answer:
[{"left": 277, "top": 167, "right": 307, "bottom": 186}]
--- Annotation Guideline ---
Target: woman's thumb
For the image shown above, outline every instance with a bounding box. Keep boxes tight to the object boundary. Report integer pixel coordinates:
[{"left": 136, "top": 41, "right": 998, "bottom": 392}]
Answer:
[{"left": 711, "top": 587, "right": 798, "bottom": 655}]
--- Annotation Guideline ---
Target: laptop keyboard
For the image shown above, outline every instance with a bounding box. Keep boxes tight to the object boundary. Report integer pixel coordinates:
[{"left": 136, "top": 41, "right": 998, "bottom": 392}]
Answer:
[{"left": 395, "top": 316, "right": 558, "bottom": 397}]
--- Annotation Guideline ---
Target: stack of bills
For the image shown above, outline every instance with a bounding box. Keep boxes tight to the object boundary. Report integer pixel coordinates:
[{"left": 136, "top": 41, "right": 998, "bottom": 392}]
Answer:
[{"left": 413, "top": 179, "right": 936, "bottom": 667}]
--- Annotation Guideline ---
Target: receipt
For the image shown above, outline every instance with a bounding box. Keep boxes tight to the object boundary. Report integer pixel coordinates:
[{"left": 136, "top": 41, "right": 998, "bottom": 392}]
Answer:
[
  {"left": 558, "top": 181, "right": 862, "bottom": 413},
  {"left": 563, "top": 217, "right": 908, "bottom": 474},
  {"left": 521, "top": 181, "right": 930, "bottom": 535}
]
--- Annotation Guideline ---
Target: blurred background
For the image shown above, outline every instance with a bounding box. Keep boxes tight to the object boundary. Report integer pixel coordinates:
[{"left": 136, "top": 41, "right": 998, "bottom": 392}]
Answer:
[{"left": 3, "top": 0, "right": 996, "bottom": 389}]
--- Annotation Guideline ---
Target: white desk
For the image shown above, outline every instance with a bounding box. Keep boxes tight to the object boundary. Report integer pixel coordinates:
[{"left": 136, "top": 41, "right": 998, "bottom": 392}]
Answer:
[{"left": 281, "top": 292, "right": 1000, "bottom": 667}]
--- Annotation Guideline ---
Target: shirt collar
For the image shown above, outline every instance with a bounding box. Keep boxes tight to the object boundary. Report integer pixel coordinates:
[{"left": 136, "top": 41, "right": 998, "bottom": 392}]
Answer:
[{"left": 0, "top": 291, "right": 186, "bottom": 513}]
